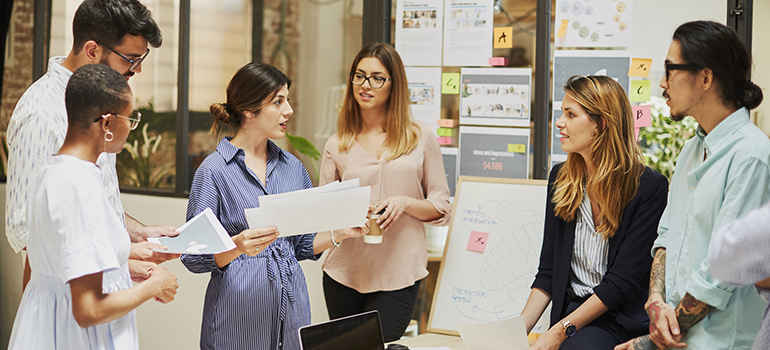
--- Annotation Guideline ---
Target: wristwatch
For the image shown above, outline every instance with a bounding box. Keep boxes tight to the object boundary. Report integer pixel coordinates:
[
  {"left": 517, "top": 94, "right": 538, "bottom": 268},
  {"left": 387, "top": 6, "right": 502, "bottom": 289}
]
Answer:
[{"left": 561, "top": 320, "right": 577, "bottom": 337}]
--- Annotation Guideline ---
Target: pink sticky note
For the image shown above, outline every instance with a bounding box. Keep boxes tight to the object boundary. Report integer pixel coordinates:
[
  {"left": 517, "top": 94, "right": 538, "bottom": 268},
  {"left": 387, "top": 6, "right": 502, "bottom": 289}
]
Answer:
[
  {"left": 437, "top": 136, "right": 452, "bottom": 145},
  {"left": 635, "top": 127, "right": 641, "bottom": 142},
  {"left": 633, "top": 105, "right": 652, "bottom": 128},
  {"left": 489, "top": 57, "right": 508, "bottom": 66},
  {"left": 467, "top": 231, "right": 489, "bottom": 253},
  {"left": 437, "top": 119, "right": 454, "bottom": 128}
]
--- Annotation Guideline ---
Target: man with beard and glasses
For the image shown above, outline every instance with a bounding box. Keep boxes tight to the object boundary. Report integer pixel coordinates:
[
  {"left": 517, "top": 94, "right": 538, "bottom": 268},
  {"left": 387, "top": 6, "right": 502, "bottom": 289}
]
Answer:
[
  {"left": 6, "top": 0, "right": 179, "bottom": 292},
  {"left": 615, "top": 20, "right": 769, "bottom": 350}
]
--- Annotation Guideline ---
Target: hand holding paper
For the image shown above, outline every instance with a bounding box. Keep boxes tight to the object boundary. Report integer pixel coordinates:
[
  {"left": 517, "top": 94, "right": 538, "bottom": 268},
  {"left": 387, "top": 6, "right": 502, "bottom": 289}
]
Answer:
[{"left": 232, "top": 227, "right": 279, "bottom": 257}]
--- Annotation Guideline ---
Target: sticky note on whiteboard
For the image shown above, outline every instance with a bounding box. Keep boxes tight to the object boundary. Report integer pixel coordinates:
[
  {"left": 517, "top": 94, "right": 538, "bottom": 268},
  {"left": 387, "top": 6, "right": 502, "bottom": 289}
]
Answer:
[
  {"left": 630, "top": 80, "right": 651, "bottom": 102},
  {"left": 632, "top": 105, "right": 652, "bottom": 128},
  {"left": 467, "top": 231, "right": 489, "bottom": 253},
  {"left": 557, "top": 19, "right": 568, "bottom": 38},
  {"left": 628, "top": 58, "right": 653, "bottom": 77}
]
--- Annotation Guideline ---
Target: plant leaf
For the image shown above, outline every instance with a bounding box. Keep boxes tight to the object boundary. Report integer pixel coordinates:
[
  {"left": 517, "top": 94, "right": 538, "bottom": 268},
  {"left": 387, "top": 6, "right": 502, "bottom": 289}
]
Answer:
[{"left": 286, "top": 132, "right": 321, "bottom": 161}]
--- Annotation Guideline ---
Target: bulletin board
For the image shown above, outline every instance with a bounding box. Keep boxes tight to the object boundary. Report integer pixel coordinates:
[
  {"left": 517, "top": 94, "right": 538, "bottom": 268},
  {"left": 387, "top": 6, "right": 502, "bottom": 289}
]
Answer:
[{"left": 427, "top": 176, "right": 548, "bottom": 335}]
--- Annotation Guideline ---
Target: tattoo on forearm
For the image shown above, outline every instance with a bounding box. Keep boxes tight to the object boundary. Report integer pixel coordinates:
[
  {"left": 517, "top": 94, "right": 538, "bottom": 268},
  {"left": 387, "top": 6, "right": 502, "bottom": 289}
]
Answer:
[
  {"left": 647, "top": 301, "right": 664, "bottom": 334},
  {"left": 650, "top": 249, "right": 666, "bottom": 298},
  {"left": 632, "top": 335, "right": 656, "bottom": 350},
  {"left": 676, "top": 293, "right": 713, "bottom": 330}
]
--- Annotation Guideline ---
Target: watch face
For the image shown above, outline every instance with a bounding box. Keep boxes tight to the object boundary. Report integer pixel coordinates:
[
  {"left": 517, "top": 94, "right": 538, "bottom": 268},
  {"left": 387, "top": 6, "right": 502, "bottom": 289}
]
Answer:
[{"left": 565, "top": 324, "right": 577, "bottom": 337}]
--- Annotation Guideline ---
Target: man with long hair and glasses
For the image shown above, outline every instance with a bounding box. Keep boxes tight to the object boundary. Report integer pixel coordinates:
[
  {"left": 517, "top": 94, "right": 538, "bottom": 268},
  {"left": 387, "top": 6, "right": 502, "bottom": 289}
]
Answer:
[
  {"left": 615, "top": 20, "right": 769, "bottom": 350},
  {"left": 6, "top": 0, "right": 179, "bottom": 294}
]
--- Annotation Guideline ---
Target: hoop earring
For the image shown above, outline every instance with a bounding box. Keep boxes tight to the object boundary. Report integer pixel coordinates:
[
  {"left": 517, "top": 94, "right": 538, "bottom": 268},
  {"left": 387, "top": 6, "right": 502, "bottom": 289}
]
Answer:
[{"left": 105, "top": 131, "right": 114, "bottom": 142}]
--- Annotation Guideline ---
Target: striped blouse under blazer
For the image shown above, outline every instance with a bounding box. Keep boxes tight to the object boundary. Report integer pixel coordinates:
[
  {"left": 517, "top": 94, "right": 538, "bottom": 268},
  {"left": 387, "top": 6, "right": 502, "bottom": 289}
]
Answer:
[
  {"left": 532, "top": 163, "right": 668, "bottom": 336},
  {"left": 181, "top": 138, "right": 319, "bottom": 350}
]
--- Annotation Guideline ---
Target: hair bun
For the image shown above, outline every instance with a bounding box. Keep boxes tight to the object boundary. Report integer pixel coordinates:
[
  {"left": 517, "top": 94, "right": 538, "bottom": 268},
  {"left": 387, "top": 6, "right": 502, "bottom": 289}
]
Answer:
[
  {"left": 209, "top": 102, "right": 231, "bottom": 123},
  {"left": 740, "top": 81, "right": 764, "bottom": 110}
]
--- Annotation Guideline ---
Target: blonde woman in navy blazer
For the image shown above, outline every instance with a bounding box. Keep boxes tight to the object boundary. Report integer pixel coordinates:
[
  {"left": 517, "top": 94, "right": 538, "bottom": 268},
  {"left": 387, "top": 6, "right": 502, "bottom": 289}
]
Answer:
[{"left": 521, "top": 76, "right": 668, "bottom": 349}]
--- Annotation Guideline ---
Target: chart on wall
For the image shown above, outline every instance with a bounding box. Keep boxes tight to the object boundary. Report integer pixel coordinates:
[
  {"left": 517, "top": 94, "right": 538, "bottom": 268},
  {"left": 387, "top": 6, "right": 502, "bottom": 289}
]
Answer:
[
  {"left": 442, "top": 0, "right": 494, "bottom": 67},
  {"left": 458, "top": 126, "right": 529, "bottom": 179},
  {"left": 396, "top": 0, "right": 444, "bottom": 66},
  {"left": 554, "top": 0, "right": 633, "bottom": 48},
  {"left": 428, "top": 177, "right": 550, "bottom": 335},
  {"left": 406, "top": 67, "right": 442, "bottom": 132},
  {"left": 459, "top": 68, "right": 532, "bottom": 127}
]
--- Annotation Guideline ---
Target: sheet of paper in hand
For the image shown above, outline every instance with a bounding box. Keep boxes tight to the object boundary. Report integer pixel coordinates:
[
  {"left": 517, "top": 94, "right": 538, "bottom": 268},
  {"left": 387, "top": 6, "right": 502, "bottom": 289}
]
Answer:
[{"left": 148, "top": 208, "right": 236, "bottom": 254}]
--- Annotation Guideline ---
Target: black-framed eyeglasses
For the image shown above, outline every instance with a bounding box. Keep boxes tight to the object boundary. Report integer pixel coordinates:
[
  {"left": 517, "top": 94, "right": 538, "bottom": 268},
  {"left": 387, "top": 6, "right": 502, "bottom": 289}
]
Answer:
[
  {"left": 94, "top": 111, "right": 142, "bottom": 130},
  {"left": 664, "top": 62, "right": 700, "bottom": 81},
  {"left": 350, "top": 72, "right": 391, "bottom": 89},
  {"left": 97, "top": 42, "right": 150, "bottom": 72}
]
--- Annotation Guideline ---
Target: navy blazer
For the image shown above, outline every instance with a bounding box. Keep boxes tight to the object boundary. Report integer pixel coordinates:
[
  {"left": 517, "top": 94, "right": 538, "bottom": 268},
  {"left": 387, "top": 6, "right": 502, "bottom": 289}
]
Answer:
[{"left": 531, "top": 163, "right": 668, "bottom": 335}]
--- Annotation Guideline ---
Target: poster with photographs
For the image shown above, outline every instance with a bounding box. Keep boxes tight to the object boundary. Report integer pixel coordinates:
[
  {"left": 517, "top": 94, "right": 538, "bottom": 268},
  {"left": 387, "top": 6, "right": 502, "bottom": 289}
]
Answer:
[
  {"left": 396, "top": 0, "right": 444, "bottom": 66},
  {"left": 442, "top": 0, "right": 494, "bottom": 67},
  {"left": 555, "top": 0, "right": 633, "bottom": 48},
  {"left": 406, "top": 67, "right": 442, "bottom": 132},
  {"left": 459, "top": 68, "right": 532, "bottom": 127}
]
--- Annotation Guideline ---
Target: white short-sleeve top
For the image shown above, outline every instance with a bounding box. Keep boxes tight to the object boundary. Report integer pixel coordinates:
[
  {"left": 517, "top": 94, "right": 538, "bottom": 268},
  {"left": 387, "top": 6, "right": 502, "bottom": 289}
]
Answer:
[{"left": 8, "top": 155, "right": 136, "bottom": 350}]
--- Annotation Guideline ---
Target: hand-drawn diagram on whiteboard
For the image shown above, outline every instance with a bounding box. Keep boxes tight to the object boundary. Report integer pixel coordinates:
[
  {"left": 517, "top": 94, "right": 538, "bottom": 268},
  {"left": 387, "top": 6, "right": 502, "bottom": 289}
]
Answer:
[
  {"left": 555, "top": 0, "right": 633, "bottom": 48},
  {"left": 429, "top": 178, "right": 550, "bottom": 335}
]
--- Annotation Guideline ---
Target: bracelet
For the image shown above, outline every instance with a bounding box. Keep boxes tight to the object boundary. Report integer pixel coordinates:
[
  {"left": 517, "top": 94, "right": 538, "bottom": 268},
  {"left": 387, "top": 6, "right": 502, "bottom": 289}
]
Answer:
[{"left": 330, "top": 229, "right": 341, "bottom": 248}]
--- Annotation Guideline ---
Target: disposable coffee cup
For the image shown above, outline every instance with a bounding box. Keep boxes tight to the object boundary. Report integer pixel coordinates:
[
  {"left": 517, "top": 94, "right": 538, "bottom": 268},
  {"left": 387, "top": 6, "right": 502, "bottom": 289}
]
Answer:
[{"left": 364, "top": 212, "right": 383, "bottom": 244}]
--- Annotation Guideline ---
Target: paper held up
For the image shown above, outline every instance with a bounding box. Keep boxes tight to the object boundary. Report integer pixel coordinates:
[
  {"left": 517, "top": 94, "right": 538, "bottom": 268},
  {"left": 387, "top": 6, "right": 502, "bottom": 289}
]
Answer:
[
  {"left": 246, "top": 179, "right": 371, "bottom": 237},
  {"left": 457, "top": 316, "right": 529, "bottom": 350},
  {"left": 148, "top": 208, "right": 236, "bottom": 255}
]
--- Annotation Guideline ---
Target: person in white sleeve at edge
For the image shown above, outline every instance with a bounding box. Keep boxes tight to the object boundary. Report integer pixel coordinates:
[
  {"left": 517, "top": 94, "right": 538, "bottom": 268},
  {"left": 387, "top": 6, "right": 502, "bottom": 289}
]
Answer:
[
  {"left": 5, "top": 0, "right": 179, "bottom": 292},
  {"left": 709, "top": 203, "right": 770, "bottom": 350}
]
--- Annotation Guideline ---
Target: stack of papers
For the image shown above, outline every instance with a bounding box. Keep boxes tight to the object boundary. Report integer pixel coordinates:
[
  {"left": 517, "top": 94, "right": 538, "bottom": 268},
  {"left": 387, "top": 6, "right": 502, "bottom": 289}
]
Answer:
[
  {"left": 149, "top": 208, "right": 237, "bottom": 255},
  {"left": 246, "top": 179, "right": 370, "bottom": 237}
]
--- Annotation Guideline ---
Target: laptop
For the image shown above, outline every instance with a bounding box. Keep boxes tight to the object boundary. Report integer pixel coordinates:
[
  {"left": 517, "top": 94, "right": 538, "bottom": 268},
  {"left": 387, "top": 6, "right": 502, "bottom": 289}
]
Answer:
[{"left": 298, "top": 310, "right": 385, "bottom": 350}]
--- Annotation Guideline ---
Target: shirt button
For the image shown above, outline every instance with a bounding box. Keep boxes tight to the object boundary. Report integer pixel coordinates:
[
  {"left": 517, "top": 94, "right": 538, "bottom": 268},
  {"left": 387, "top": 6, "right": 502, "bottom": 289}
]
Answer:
[{"left": 689, "top": 185, "right": 694, "bottom": 190}]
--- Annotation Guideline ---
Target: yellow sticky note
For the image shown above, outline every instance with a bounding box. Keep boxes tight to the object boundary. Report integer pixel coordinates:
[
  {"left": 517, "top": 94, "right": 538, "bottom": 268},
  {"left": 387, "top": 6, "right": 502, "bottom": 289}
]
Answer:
[
  {"left": 493, "top": 27, "right": 513, "bottom": 49},
  {"left": 628, "top": 58, "right": 653, "bottom": 77},
  {"left": 557, "top": 19, "right": 568, "bottom": 38},
  {"left": 507, "top": 144, "right": 526, "bottom": 153},
  {"left": 442, "top": 73, "right": 460, "bottom": 94},
  {"left": 630, "top": 80, "right": 652, "bottom": 102},
  {"left": 437, "top": 128, "right": 453, "bottom": 137}
]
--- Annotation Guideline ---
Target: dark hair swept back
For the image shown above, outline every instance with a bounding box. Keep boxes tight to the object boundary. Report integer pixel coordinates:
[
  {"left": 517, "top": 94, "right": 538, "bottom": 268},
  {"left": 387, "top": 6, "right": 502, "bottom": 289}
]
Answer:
[
  {"left": 72, "top": 0, "right": 162, "bottom": 54},
  {"left": 209, "top": 62, "right": 291, "bottom": 133},
  {"left": 65, "top": 64, "right": 131, "bottom": 132},
  {"left": 673, "top": 20, "right": 762, "bottom": 110}
]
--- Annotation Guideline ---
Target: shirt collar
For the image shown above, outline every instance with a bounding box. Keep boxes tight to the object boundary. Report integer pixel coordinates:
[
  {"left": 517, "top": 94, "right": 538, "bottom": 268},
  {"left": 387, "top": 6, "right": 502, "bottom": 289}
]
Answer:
[
  {"left": 47, "top": 56, "right": 72, "bottom": 85},
  {"left": 698, "top": 107, "right": 750, "bottom": 157},
  {"left": 216, "top": 137, "right": 287, "bottom": 163}
]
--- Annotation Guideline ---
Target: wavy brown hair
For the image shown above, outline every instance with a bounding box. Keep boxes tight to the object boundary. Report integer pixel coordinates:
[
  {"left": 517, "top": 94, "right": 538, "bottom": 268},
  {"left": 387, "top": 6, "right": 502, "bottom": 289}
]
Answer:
[
  {"left": 337, "top": 42, "right": 418, "bottom": 160},
  {"left": 552, "top": 75, "right": 645, "bottom": 238}
]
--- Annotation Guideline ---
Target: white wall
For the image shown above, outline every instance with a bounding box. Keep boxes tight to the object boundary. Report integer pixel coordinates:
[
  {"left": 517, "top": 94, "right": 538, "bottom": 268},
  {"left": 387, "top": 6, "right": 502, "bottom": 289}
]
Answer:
[{"left": 753, "top": 1, "right": 770, "bottom": 135}]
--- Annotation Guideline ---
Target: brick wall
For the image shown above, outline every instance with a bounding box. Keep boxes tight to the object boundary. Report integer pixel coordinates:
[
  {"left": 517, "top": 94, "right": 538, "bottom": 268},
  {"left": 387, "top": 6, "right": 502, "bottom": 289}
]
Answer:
[{"left": 2, "top": 0, "right": 34, "bottom": 132}]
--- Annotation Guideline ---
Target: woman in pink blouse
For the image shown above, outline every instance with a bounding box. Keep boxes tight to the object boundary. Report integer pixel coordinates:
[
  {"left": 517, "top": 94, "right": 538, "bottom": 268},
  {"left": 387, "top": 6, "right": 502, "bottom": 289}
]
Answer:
[{"left": 319, "top": 42, "right": 451, "bottom": 341}]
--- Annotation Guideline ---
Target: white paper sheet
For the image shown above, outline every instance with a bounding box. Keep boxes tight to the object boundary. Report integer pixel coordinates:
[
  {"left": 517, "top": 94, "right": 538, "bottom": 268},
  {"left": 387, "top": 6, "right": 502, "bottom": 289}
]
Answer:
[
  {"left": 459, "top": 67, "right": 532, "bottom": 127},
  {"left": 554, "top": 0, "right": 634, "bottom": 48},
  {"left": 457, "top": 316, "right": 529, "bottom": 350},
  {"left": 406, "top": 67, "right": 443, "bottom": 132},
  {"left": 245, "top": 181, "right": 370, "bottom": 237},
  {"left": 442, "top": 0, "right": 494, "bottom": 67},
  {"left": 149, "top": 208, "right": 236, "bottom": 254},
  {"left": 396, "top": 0, "right": 444, "bottom": 66}
]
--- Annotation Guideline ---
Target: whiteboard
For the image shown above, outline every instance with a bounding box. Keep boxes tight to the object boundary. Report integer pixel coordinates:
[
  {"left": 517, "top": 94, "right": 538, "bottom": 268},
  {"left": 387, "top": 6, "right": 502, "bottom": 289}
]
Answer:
[{"left": 428, "top": 176, "right": 549, "bottom": 335}]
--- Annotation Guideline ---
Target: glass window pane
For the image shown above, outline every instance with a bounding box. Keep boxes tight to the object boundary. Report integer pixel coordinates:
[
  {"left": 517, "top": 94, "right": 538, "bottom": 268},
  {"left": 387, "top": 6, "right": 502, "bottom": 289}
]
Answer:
[{"left": 187, "top": 0, "right": 252, "bottom": 190}]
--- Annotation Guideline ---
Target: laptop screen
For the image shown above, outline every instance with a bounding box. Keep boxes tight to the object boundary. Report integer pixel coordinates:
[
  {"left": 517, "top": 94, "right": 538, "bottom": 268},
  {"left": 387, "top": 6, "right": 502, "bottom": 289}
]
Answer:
[{"left": 298, "top": 310, "right": 384, "bottom": 350}]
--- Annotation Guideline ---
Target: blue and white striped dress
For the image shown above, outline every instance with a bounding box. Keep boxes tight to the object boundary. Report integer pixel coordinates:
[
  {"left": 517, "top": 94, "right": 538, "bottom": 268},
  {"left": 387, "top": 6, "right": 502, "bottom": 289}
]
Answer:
[{"left": 181, "top": 137, "right": 318, "bottom": 350}]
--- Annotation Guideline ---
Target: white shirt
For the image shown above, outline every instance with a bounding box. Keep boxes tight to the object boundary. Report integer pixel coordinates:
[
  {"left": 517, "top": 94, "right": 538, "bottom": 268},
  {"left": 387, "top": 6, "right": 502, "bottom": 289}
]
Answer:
[
  {"left": 569, "top": 192, "right": 609, "bottom": 297},
  {"left": 8, "top": 155, "right": 137, "bottom": 350},
  {"left": 5, "top": 56, "right": 125, "bottom": 253}
]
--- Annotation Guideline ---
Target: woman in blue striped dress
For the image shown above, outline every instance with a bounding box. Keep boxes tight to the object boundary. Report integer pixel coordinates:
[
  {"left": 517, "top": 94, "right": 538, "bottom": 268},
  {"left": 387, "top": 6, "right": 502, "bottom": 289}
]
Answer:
[
  {"left": 521, "top": 76, "right": 668, "bottom": 349},
  {"left": 181, "top": 62, "right": 366, "bottom": 350}
]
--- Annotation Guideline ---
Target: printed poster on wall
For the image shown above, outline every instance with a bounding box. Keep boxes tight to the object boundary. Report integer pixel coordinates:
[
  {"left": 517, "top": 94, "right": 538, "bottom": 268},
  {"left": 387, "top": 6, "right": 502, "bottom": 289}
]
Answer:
[
  {"left": 458, "top": 126, "right": 530, "bottom": 179},
  {"left": 555, "top": 0, "right": 633, "bottom": 48},
  {"left": 459, "top": 68, "right": 532, "bottom": 127},
  {"left": 441, "top": 147, "right": 458, "bottom": 198},
  {"left": 442, "top": 0, "right": 494, "bottom": 67},
  {"left": 396, "top": 0, "right": 444, "bottom": 66},
  {"left": 406, "top": 67, "right": 443, "bottom": 132}
]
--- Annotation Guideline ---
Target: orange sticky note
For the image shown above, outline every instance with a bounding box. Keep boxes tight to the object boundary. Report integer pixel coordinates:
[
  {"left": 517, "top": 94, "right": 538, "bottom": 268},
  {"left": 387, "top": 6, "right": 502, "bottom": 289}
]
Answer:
[
  {"left": 557, "top": 19, "right": 568, "bottom": 38},
  {"left": 437, "top": 119, "right": 454, "bottom": 128},
  {"left": 628, "top": 58, "right": 653, "bottom": 77},
  {"left": 493, "top": 27, "right": 513, "bottom": 49}
]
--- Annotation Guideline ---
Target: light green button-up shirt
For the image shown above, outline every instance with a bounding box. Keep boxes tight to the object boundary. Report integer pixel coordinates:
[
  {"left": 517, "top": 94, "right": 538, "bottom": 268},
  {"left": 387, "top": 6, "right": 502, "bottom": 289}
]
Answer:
[{"left": 652, "top": 107, "right": 770, "bottom": 350}]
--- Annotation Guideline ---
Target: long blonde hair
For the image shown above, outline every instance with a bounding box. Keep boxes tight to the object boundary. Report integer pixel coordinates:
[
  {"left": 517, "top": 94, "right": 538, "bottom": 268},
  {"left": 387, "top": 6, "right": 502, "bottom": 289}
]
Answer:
[
  {"left": 337, "top": 42, "right": 418, "bottom": 160},
  {"left": 552, "top": 75, "right": 645, "bottom": 238}
]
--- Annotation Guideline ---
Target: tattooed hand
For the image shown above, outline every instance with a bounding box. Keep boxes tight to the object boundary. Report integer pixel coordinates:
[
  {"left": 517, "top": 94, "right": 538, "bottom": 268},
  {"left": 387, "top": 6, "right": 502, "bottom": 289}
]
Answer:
[
  {"left": 614, "top": 335, "right": 658, "bottom": 350},
  {"left": 646, "top": 298, "right": 685, "bottom": 349}
]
